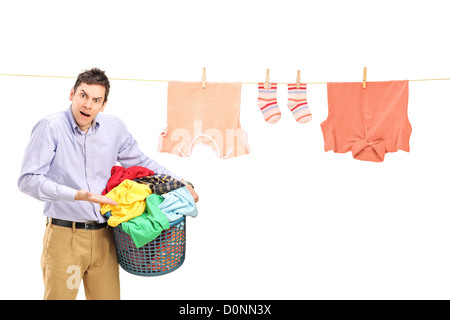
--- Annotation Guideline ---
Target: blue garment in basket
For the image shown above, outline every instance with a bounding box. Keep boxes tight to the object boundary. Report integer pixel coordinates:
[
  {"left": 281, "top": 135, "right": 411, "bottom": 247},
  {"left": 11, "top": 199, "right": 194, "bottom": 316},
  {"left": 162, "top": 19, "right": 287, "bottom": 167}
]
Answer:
[{"left": 160, "top": 187, "right": 198, "bottom": 222}]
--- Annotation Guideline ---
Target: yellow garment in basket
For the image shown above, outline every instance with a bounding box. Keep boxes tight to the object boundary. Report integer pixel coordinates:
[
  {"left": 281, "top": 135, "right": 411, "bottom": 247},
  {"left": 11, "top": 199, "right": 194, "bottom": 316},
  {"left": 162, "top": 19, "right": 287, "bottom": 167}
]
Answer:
[{"left": 100, "top": 179, "right": 152, "bottom": 227}]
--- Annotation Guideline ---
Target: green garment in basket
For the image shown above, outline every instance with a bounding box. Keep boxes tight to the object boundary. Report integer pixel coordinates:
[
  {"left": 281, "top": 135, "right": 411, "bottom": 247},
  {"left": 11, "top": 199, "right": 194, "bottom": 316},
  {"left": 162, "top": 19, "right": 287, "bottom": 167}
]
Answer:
[{"left": 120, "top": 194, "right": 170, "bottom": 248}]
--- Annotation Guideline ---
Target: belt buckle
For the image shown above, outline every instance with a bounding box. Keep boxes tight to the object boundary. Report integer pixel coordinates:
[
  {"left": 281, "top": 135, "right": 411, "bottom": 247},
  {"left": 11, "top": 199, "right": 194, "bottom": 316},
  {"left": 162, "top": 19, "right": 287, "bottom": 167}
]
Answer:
[{"left": 84, "top": 221, "right": 95, "bottom": 231}]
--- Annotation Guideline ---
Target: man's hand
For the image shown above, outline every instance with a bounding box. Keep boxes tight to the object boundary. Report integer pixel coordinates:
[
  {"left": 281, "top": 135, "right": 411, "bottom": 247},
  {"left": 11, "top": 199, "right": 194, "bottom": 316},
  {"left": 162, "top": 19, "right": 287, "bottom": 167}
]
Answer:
[
  {"left": 75, "top": 189, "right": 118, "bottom": 206},
  {"left": 182, "top": 180, "right": 199, "bottom": 203}
]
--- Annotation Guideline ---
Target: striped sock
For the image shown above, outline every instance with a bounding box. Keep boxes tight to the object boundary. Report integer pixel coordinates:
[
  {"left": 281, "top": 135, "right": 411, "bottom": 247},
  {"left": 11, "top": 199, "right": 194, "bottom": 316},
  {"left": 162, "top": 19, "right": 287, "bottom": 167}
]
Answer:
[
  {"left": 287, "top": 83, "right": 312, "bottom": 123},
  {"left": 257, "top": 82, "right": 281, "bottom": 124}
]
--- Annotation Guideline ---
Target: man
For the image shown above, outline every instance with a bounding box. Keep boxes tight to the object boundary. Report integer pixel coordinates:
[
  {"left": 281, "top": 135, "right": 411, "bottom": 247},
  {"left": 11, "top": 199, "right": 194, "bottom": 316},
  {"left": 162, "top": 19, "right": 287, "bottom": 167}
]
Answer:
[{"left": 18, "top": 68, "right": 198, "bottom": 300}]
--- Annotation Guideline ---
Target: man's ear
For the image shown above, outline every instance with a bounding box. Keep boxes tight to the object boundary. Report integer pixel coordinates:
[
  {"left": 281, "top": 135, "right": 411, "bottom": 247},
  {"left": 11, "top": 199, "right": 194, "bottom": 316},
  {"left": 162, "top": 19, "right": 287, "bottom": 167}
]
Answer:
[
  {"left": 69, "top": 87, "right": 75, "bottom": 101},
  {"left": 100, "top": 100, "right": 107, "bottom": 112}
]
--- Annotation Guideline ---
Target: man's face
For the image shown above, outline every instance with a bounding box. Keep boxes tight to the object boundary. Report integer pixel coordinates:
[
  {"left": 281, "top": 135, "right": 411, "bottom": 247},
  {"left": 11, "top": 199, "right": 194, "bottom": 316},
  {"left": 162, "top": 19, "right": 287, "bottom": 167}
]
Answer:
[{"left": 69, "top": 83, "right": 107, "bottom": 132}]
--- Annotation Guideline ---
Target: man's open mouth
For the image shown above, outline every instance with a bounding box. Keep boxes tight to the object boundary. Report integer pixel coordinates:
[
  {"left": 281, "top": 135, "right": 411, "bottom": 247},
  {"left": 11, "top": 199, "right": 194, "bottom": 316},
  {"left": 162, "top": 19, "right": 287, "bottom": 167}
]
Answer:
[{"left": 80, "top": 111, "right": 90, "bottom": 117}]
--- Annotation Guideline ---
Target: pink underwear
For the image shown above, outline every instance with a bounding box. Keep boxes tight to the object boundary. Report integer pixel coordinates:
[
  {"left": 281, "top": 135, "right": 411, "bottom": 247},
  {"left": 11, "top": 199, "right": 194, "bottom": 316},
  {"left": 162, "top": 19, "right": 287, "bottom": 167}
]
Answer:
[{"left": 158, "top": 81, "right": 251, "bottom": 159}]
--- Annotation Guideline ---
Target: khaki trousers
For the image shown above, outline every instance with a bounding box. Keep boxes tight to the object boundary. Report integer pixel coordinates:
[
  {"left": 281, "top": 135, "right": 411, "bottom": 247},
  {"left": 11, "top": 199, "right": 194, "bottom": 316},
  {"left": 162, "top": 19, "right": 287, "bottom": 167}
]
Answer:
[{"left": 41, "top": 221, "right": 120, "bottom": 300}]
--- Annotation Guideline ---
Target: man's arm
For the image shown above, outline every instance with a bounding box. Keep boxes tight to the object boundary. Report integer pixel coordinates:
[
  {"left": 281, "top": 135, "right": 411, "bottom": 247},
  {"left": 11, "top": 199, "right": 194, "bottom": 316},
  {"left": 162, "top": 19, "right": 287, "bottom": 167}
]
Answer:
[
  {"left": 18, "top": 119, "right": 117, "bottom": 206},
  {"left": 116, "top": 129, "right": 182, "bottom": 179},
  {"left": 18, "top": 119, "right": 77, "bottom": 202},
  {"left": 116, "top": 123, "right": 198, "bottom": 202}
]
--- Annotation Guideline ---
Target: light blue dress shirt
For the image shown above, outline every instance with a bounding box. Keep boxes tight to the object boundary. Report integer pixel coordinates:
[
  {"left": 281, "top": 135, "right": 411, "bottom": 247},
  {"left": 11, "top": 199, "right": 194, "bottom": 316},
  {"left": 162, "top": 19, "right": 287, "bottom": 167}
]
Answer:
[{"left": 18, "top": 106, "right": 181, "bottom": 223}]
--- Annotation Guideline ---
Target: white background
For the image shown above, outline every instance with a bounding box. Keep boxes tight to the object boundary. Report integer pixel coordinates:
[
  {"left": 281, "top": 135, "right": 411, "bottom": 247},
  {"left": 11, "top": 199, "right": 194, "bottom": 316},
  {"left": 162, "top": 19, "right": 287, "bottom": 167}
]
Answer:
[{"left": 1, "top": 0, "right": 449, "bottom": 300}]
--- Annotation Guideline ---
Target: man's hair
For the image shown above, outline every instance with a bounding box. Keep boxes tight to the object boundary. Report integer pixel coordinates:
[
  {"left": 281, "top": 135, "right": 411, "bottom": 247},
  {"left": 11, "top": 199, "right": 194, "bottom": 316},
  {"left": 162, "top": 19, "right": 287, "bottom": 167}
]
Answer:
[{"left": 73, "top": 68, "right": 110, "bottom": 103}]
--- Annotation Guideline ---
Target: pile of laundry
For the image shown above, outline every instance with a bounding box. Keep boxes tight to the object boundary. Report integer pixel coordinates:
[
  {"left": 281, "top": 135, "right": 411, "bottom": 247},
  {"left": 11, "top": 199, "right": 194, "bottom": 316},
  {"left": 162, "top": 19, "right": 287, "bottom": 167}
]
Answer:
[{"left": 100, "top": 166, "right": 198, "bottom": 249}]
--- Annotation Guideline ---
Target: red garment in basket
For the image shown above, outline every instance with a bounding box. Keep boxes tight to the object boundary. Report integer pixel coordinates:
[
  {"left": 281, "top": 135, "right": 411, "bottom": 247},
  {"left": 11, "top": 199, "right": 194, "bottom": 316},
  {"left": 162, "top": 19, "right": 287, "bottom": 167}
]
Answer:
[{"left": 102, "top": 165, "right": 154, "bottom": 195}]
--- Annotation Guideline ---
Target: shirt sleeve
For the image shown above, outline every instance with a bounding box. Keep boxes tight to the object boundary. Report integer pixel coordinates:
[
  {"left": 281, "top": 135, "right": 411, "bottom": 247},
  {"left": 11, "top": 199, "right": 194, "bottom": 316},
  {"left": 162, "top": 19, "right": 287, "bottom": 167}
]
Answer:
[
  {"left": 116, "top": 120, "right": 182, "bottom": 180},
  {"left": 17, "top": 119, "right": 77, "bottom": 202}
]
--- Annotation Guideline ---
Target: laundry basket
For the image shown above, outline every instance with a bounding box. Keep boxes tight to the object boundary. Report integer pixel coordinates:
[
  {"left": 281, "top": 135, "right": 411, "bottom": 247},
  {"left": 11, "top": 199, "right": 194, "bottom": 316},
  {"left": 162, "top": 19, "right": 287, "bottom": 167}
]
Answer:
[{"left": 112, "top": 216, "right": 186, "bottom": 276}]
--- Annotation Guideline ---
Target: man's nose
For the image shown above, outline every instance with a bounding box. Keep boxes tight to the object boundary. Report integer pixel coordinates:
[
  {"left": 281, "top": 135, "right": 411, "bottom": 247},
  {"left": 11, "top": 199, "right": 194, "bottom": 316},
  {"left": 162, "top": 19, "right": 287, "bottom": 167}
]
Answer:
[{"left": 85, "top": 99, "right": 93, "bottom": 109}]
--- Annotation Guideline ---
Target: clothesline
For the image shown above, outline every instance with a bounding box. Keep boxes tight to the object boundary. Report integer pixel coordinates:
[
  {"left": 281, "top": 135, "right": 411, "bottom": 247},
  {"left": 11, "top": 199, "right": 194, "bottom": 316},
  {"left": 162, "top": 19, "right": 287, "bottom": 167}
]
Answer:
[{"left": 1, "top": 73, "right": 450, "bottom": 84}]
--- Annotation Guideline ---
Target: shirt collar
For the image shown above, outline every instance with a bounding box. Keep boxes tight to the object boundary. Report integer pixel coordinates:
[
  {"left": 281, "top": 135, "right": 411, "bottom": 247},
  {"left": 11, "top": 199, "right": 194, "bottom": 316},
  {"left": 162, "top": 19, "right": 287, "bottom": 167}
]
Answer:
[{"left": 65, "top": 105, "right": 101, "bottom": 134}]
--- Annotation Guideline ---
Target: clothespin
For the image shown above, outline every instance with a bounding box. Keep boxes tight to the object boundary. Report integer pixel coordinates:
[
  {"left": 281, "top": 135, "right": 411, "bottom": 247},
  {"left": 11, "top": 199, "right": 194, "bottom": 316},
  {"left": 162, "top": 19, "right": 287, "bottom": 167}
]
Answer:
[
  {"left": 362, "top": 67, "right": 367, "bottom": 89},
  {"left": 296, "top": 70, "right": 301, "bottom": 89},
  {"left": 264, "top": 69, "right": 270, "bottom": 89},
  {"left": 202, "top": 67, "right": 206, "bottom": 89}
]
